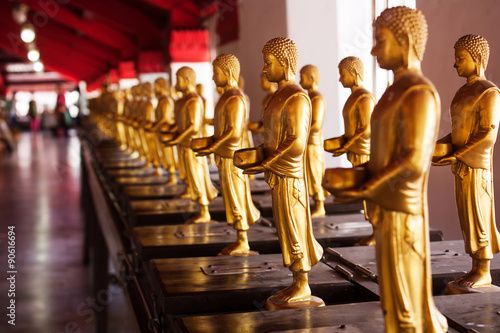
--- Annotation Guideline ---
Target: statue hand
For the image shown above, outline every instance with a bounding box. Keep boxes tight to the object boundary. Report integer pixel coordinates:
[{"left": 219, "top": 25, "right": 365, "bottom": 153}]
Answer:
[
  {"left": 432, "top": 155, "right": 456, "bottom": 166},
  {"left": 243, "top": 165, "right": 265, "bottom": 174},
  {"left": 332, "top": 147, "right": 347, "bottom": 157},
  {"left": 333, "top": 186, "right": 366, "bottom": 203},
  {"left": 196, "top": 148, "right": 212, "bottom": 157}
]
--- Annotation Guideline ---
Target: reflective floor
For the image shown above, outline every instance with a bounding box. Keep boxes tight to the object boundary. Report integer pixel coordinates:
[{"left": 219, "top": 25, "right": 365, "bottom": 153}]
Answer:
[{"left": 0, "top": 131, "right": 133, "bottom": 333}]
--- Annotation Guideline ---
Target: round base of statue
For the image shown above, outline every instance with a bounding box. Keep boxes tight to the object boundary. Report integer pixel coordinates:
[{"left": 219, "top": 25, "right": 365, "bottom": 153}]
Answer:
[
  {"left": 445, "top": 281, "right": 500, "bottom": 295},
  {"left": 184, "top": 219, "right": 218, "bottom": 225},
  {"left": 217, "top": 250, "right": 259, "bottom": 256},
  {"left": 265, "top": 295, "right": 325, "bottom": 311}
]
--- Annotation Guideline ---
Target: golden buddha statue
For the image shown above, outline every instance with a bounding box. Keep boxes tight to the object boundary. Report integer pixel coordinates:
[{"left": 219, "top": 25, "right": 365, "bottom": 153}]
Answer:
[
  {"left": 329, "top": 56, "right": 375, "bottom": 245},
  {"left": 330, "top": 57, "right": 374, "bottom": 165},
  {"left": 169, "top": 67, "right": 218, "bottom": 223},
  {"left": 248, "top": 73, "right": 278, "bottom": 136},
  {"left": 299, "top": 65, "right": 328, "bottom": 218},
  {"left": 196, "top": 54, "right": 261, "bottom": 254},
  {"left": 238, "top": 75, "right": 254, "bottom": 149},
  {"left": 142, "top": 82, "right": 163, "bottom": 173},
  {"left": 326, "top": 7, "right": 447, "bottom": 332},
  {"left": 196, "top": 83, "right": 215, "bottom": 166},
  {"left": 152, "top": 78, "right": 177, "bottom": 183},
  {"left": 237, "top": 37, "right": 324, "bottom": 310},
  {"left": 433, "top": 34, "right": 500, "bottom": 290}
]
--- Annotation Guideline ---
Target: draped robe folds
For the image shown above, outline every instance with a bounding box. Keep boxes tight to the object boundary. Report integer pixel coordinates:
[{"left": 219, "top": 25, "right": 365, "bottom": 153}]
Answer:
[
  {"left": 177, "top": 93, "right": 218, "bottom": 205},
  {"left": 261, "top": 84, "right": 323, "bottom": 272},
  {"left": 211, "top": 88, "right": 260, "bottom": 230},
  {"left": 366, "top": 71, "right": 447, "bottom": 332},
  {"left": 342, "top": 88, "right": 373, "bottom": 166},
  {"left": 155, "top": 96, "right": 177, "bottom": 174},
  {"left": 450, "top": 80, "right": 500, "bottom": 259},
  {"left": 306, "top": 91, "right": 328, "bottom": 202}
]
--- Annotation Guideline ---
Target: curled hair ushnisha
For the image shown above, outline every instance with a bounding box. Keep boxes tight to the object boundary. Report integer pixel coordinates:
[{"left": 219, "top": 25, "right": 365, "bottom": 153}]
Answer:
[
  {"left": 213, "top": 54, "right": 241, "bottom": 82},
  {"left": 339, "top": 57, "right": 364, "bottom": 81},
  {"left": 262, "top": 37, "right": 299, "bottom": 75},
  {"left": 375, "top": 6, "right": 428, "bottom": 61},
  {"left": 454, "top": 34, "right": 490, "bottom": 70}
]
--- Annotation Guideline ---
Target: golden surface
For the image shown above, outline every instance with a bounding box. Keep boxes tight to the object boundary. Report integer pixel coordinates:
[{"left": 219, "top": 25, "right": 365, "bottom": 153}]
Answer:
[
  {"left": 327, "top": 7, "right": 447, "bottom": 332},
  {"left": 236, "top": 38, "right": 323, "bottom": 307},
  {"left": 196, "top": 54, "right": 261, "bottom": 254},
  {"left": 170, "top": 66, "right": 218, "bottom": 223},
  {"left": 434, "top": 34, "right": 500, "bottom": 290},
  {"left": 300, "top": 65, "right": 328, "bottom": 217}
]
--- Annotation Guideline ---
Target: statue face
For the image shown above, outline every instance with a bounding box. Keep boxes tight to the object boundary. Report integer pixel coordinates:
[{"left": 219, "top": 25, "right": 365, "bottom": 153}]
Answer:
[
  {"left": 454, "top": 48, "right": 476, "bottom": 78},
  {"left": 339, "top": 68, "right": 355, "bottom": 88},
  {"left": 263, "top": 53, "right": 285, "bottom": 83},
  {"left": 371, "top": 26, "right": 404, "bottom": 70},
  {"left": 212, "top": 65, "right": 228, "bottom": 88},
  {"left": 176, "top": 75, "right": 187, "bottom": 93},
  {"left": 299, "top": 72, "right": 312, "bottom": 89}
]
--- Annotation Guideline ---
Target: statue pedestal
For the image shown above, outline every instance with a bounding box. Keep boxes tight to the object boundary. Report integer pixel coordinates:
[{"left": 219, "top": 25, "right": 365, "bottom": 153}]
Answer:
[
  {"left": 445, "top": 281, "right": 500, "bottom": 295},
  {"left": 266, "top": 295, "right": 325, "bottom": 311}
]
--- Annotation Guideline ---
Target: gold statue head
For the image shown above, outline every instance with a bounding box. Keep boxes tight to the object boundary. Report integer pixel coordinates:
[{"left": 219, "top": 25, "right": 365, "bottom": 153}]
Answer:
[
  {"left": 154, "top": 77, "right": 169, "bottom": 97},
  {"left": 299, "top": 64, "right": 319, "bottom": 90},
  {"left": 262, "top": 37, "right": 298, "bottom": 82},
  {"left": 454, "top": 34, "right": 489, "bottom": 78},
  {"left": 212, "top": 53, "right": 240, "bottom": 88},
  {"left": 338, "top": 57, "right": 364, "bottom": 88},
  {"left": 176, "top": 66, "right": 196, "bottom": 93},
  {"left": 142, "top": 82, "right": 153, "bottom": 97},
  {"left": 372, "top": 6, "right": 428, "bottom": 70}
]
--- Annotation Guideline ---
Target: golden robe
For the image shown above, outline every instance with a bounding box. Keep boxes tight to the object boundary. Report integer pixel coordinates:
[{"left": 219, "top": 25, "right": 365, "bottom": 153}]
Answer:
[
  {"left": 176, "top": 92, "right": 218, "bottom": 205},
  {"left": 450, "top": 80, "right": 500, "bottom": 259},
  {"left": 366, "top": 71, "right": 447, "bottom": 332},
  {"left": 306, "top": 91, "right": 327, "bottom": 202},
  {"left": 342, "top": 89, "right": 373, "bottom": 166},
  {"left": 262, "top": 84, "right": 323, "bottom": 272},
  {"left": 212, "top": 88, "right": 260, "bottom": 230},
  {"left": 155, "top": 95, "right": 177, "bottom": 174}
]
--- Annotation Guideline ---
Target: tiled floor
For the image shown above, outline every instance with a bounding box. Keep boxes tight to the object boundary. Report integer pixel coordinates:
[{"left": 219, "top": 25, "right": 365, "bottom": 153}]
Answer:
[{"left": 0, "top": 131, "right": 134, "bottom": 333}]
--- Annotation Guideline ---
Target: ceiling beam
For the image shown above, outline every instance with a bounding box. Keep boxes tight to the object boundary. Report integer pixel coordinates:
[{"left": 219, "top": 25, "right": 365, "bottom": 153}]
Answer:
[
  {"left": 27, "top": 15, "right": 121, "bottom": 63},
  {"left": 18, "top": 0, "right": 137, "bottom": 57},
  {"left": 68, "top": 0, "right": 161, "bottom": 36}
]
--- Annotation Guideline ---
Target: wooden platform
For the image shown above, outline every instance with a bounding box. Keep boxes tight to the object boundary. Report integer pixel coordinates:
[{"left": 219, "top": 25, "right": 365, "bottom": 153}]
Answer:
[
  {"left": 176, "top": 292, "right": 500, "bottom": 333},
  {"left": 133, "top": 213, "right": 372, "bottom": 260},
  {"left": 146, "top": 253, "right": 378, "bottom": 316},
  {"left": 252, "top": 194, "right": 364, "bottom": 217},
  {"left": 322, "top": 240, "right": 500, "bottom": 295}
]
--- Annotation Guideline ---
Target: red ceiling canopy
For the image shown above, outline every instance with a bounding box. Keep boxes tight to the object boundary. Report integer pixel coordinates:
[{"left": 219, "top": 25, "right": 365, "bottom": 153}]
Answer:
[
  {"left": 0, "top": 0, "right": 224, "bottom": 92},
  {"left": 170, "top": 30, "right": 211, "bottom": 63}
]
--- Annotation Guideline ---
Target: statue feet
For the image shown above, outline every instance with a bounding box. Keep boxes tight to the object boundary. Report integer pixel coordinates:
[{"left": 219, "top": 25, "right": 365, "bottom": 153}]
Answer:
[
  {"left": 185, "top": 214, "right": 212, "bottom": 224},
  {"left": 218, "top": 242, "right": 258, "bottom": 256},
  {"left": 311, "top": 201, "right": 325, "bottom": 218},
  {"left": 166, "top": 173, "right": 177, "bottom": 185},
  {"left": 455, "top": 269, "right": 491, "bottom": 288},
  {"left": 153, "top": 166, "right": 163, "bottom": 176},
  {"left": 355, "top": 233, "right": 376, "bottom": 246},
  {"left": 186, "top": 206, "right": 212, "bottom": 224}
]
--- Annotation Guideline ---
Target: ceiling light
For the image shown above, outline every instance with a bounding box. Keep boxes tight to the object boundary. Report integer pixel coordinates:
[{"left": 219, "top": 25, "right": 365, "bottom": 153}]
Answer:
[
  {"left": 21, "top": 23, "right": 35, "bottom": 43},
  {"left": 33, "top": 61, "right": 44, "bottom": 72},
  {"left": 27, "top": 49, "right": 40, "bottom": 62}
]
